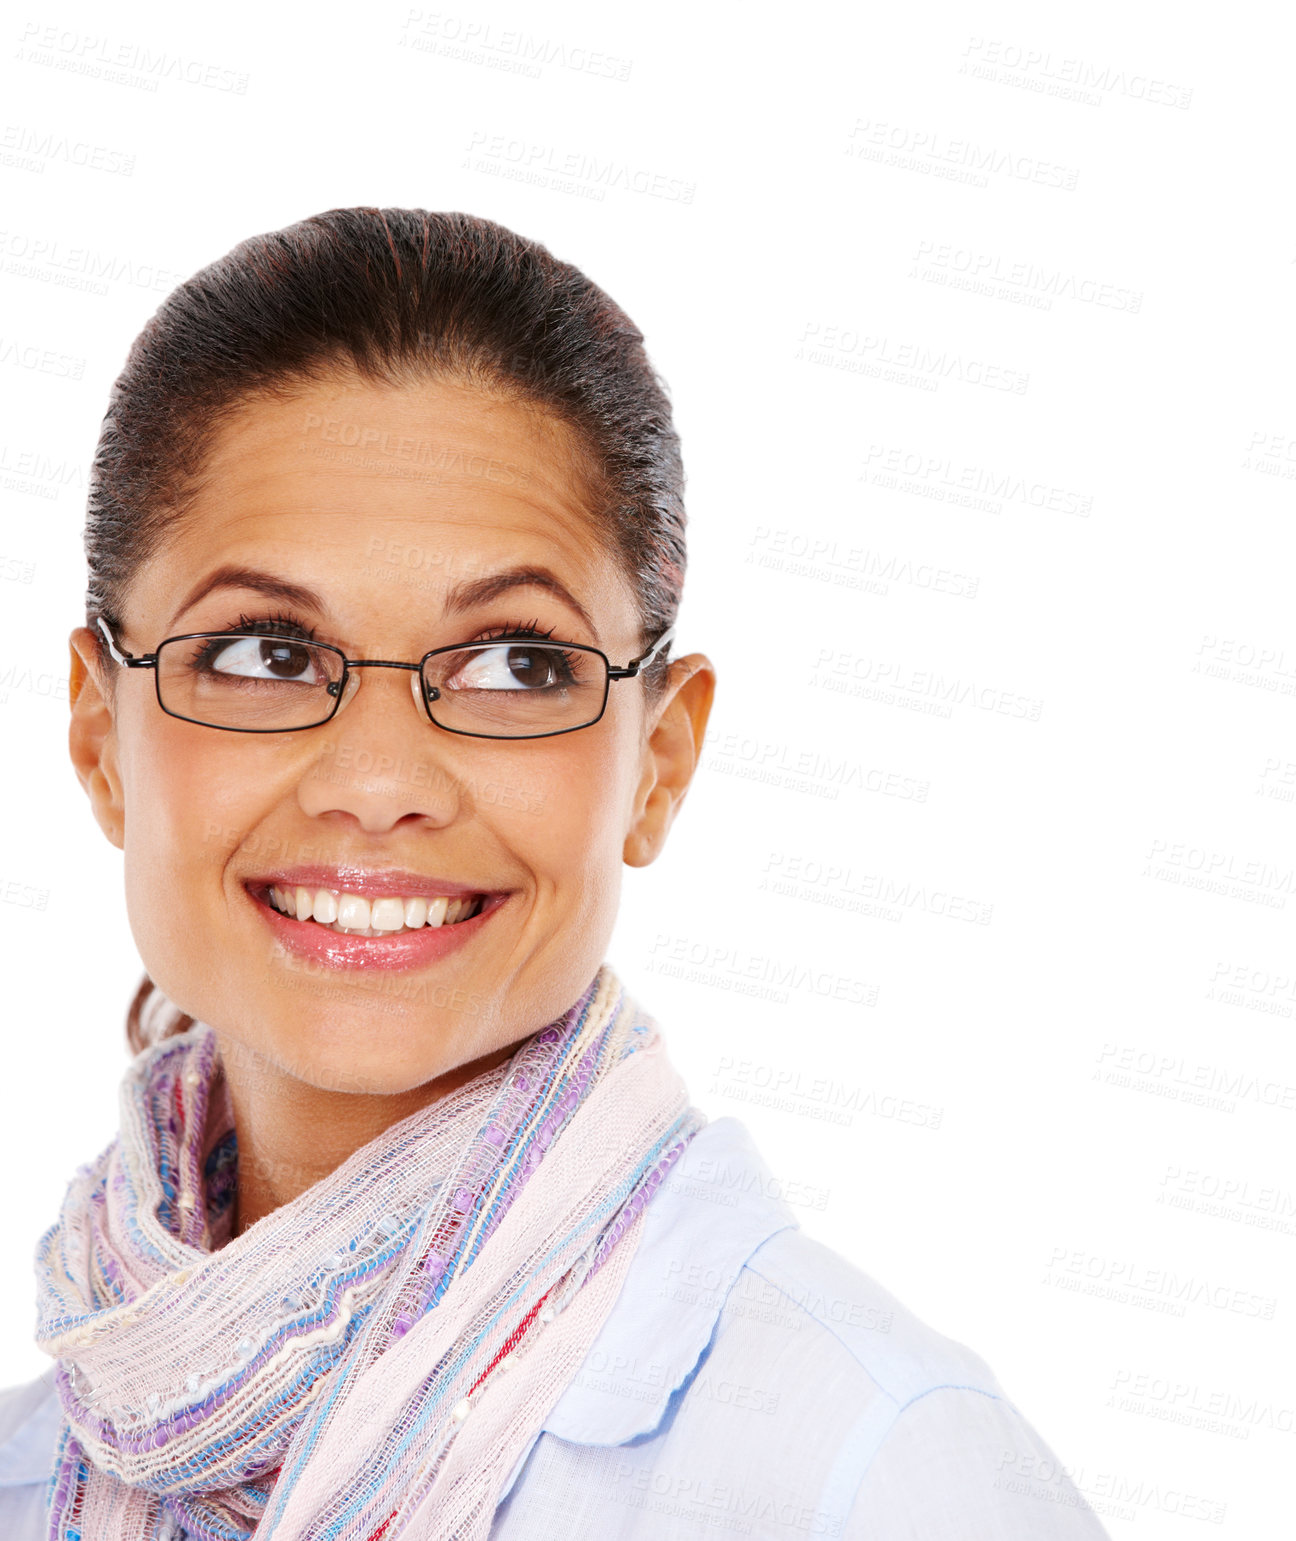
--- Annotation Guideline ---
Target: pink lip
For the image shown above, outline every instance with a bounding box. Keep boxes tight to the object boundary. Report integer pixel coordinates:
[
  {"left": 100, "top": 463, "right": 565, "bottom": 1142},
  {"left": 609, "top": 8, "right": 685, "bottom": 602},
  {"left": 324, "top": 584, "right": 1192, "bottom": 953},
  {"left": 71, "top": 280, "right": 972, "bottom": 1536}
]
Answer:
[
  {"left": 243, "top": 877, "right": 508, "bottom": 973},
  {"left": 243, "top": 865, "right": 489, "bottom": 900}
]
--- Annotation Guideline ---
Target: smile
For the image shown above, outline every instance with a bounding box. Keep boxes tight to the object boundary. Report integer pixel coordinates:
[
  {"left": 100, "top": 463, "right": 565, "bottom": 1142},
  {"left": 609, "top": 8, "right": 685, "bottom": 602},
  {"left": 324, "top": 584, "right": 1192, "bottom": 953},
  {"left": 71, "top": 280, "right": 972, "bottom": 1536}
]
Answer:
[
  {"left": 243, "top": 867, "right": 508, "bottom": 972},
  {"left": 266, "top": 884, "right": 487, "bottom": 936}
]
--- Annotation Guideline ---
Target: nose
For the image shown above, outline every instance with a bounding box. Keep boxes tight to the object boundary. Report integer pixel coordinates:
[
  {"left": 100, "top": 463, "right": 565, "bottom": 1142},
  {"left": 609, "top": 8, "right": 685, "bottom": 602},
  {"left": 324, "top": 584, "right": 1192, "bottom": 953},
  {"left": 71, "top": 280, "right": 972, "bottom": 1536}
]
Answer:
[
  {"left": 321, "top": 664, "right": 430, "bottom": 716},
  {"left": 295, "top": 662, "right": 462, "bottom": 834}
]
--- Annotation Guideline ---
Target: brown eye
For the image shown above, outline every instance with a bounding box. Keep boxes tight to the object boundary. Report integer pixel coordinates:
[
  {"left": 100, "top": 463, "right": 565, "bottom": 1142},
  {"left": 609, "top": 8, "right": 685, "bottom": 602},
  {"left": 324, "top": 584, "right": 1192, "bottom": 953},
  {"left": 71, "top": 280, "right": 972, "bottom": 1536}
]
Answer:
[
  {"left": 503, "top": 646, "right": 557, "bottom": 688},
  {"left": 443, "top": 644, "right": 577, "bottom": 693},
  {"left": 198, "top": 636, "right": 322, "bottom": 683}
]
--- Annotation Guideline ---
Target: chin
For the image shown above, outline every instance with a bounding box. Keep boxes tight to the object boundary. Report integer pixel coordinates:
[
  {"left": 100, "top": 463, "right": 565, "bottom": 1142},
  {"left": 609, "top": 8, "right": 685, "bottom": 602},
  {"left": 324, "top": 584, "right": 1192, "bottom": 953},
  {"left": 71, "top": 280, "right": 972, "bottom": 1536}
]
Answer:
[{"left": 278, "top": 1011, "right": 484, "bottom": 1097}]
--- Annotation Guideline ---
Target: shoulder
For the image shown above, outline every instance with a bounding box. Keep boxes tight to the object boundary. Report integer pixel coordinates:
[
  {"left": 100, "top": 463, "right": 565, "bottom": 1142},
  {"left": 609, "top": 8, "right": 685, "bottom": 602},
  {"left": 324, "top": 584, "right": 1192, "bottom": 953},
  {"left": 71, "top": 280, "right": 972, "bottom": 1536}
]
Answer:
[
  {"left": 0, "top": 1367, "right": 60, "bottom": 1540},
  {"left": 605, "top": 1113, "right": 1012, "bottom": 1415},
  {"left": 731, "top": 1221, "right": 1002, "bottom": 1403},
  {"left": 497, "top": 1118, "right": 1111, "bottom": 1539},
  {"left": 720, "top": 1227, "right": 1112, "bottom": 1536}
]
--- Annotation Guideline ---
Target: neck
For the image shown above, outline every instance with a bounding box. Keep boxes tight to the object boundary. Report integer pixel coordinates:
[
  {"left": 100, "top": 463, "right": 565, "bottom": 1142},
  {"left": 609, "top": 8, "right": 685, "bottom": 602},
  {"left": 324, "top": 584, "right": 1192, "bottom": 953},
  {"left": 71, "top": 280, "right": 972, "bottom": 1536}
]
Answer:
[{"left": 218, "top": 1037, "right": 519, "bottom": 1237}]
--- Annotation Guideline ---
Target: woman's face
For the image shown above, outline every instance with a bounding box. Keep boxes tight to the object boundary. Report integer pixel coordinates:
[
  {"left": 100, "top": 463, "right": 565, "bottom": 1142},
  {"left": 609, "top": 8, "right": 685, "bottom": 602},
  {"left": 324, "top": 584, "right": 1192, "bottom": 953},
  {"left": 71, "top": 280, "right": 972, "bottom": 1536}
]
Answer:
[{"left": 68, "top": 375, "right": 712, "bottom": 1097}]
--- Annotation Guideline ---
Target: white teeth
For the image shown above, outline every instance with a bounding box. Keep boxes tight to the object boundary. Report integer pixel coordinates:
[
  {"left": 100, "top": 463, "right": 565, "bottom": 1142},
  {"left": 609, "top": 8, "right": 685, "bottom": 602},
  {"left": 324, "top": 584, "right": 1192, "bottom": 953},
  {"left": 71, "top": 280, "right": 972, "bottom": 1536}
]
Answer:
[
  {"left": 337, "top": 894, "right": 371, "bottom": 930},
  {"left": 262, "top": 884, "right": 482, "bottom": 935},
  {"left": 370, "top": 897, "right": 406, "bottom": 933}
]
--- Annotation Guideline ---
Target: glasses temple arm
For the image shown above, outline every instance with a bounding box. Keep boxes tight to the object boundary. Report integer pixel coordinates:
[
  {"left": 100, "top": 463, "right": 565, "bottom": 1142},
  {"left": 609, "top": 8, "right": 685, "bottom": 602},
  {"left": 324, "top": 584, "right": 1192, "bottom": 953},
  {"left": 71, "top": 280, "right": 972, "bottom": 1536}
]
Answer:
[
  {"left": 96, "top": 616, "right": 154, "bottom": 667},
  {"left": 612, "top": 624, "right": 677, "bottom": 679}
]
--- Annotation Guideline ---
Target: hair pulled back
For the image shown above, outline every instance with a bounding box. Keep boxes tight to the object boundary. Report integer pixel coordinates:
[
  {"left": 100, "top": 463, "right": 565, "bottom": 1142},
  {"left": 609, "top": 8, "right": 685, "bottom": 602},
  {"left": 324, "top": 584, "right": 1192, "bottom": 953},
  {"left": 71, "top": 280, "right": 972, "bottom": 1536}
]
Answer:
[{"left": 86, "top": 207, "right": 687, "bottom": 1054}]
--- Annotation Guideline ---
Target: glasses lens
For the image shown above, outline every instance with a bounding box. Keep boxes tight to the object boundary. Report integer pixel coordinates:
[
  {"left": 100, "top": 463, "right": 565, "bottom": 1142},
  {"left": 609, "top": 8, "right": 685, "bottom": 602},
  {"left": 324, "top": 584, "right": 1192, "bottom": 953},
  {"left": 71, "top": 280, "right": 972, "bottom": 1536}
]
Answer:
[
  {"left": 156, "top": 634, "right": 343, "bottom": 729},
  {"left": 422, "top": 642, "right": 607, "bottom": 736}
]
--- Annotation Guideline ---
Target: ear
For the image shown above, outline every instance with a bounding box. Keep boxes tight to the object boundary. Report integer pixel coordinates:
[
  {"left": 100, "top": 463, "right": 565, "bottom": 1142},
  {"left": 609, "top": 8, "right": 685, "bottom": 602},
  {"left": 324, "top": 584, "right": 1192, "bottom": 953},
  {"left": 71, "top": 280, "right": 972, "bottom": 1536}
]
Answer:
[
  {"left": 623, "top": 653, "right": 716, "bottom": 867},
  {"left": 68, "top": 626, "right": 126, "bottom": 850}
]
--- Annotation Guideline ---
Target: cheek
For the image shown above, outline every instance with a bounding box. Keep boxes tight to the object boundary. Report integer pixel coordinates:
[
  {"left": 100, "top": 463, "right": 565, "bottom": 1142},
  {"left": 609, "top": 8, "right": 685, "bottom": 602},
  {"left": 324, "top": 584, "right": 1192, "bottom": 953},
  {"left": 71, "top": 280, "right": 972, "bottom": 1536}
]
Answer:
[
  {"left": 119, "top": 709, "right": 272, "bottom": 902},
  {"left": 489, "top": 719, "right": 642, "bottom": 873}
]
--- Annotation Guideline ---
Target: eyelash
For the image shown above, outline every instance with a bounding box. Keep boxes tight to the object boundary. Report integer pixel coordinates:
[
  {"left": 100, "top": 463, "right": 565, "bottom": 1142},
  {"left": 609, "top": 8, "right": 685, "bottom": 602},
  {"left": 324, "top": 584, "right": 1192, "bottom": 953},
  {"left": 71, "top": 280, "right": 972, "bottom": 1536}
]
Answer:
[
  {"left": 226, "top": 610, "right": 317, "bottom": 640},
  {"left": 469, "top": 619, "right": 558, "bottom": 644},
  {"left": 217, "top": 612, "right": 562, "bottom": 647}
]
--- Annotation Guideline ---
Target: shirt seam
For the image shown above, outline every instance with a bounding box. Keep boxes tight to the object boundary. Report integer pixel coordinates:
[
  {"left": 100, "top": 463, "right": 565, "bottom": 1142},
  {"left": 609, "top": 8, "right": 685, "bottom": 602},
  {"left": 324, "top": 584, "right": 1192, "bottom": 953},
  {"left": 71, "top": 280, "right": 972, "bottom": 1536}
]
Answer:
[
  {"left": 741, "top": 1254, "right": 1018, "bottom": 1527},
  {"left": 745, "top": 1245, "right": 1006, "bottom": 1410},
  {"left": 841, "top": 1382, "right": 1015, "bottom": 1530},
  {"left": 895, "top": 1381, "right": 1006, "bottom": 1417}
]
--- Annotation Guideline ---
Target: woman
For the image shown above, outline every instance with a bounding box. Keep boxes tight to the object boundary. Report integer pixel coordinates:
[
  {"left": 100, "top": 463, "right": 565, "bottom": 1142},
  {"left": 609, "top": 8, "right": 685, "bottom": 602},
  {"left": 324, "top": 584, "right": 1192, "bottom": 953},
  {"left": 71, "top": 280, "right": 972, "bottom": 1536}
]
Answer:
[{"left": 0, "top": 208, "right": 1110, "bottom": 1539}]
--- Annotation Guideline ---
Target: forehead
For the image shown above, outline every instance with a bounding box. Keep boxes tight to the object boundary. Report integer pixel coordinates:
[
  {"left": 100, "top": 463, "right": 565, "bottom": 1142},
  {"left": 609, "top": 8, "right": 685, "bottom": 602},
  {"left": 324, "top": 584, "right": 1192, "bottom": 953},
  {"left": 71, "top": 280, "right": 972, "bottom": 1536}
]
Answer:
[{"left": 132, "top": 374, "right": 635, "bottom": 638}]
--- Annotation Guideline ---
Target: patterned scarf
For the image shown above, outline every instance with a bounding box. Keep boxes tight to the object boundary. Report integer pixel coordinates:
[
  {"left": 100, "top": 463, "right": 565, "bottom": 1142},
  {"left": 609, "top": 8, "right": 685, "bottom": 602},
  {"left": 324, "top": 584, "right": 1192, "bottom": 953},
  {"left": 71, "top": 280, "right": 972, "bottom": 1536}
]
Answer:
[{"left": 34, "top": 966, "right": 703, "bottom": 1540}]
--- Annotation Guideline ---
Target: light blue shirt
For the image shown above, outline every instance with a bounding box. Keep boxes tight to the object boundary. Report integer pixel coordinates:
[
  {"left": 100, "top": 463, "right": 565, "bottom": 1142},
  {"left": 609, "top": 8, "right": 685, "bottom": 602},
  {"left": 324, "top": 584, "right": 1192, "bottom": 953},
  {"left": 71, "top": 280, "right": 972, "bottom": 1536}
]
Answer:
[{"left": 0, "top": 1117, "right": 1110, "bottom": 1537}]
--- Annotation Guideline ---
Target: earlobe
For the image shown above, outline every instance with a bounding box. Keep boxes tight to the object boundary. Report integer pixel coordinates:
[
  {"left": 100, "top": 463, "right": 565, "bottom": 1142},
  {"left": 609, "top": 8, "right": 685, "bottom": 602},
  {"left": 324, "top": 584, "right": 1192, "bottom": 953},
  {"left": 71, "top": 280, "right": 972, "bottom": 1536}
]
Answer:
[
  {"left": 68, "top": 627, "right": 126, "bottom": 850},
  {"left": 622, "top": 653, "right": 716, "bottom": 869}
]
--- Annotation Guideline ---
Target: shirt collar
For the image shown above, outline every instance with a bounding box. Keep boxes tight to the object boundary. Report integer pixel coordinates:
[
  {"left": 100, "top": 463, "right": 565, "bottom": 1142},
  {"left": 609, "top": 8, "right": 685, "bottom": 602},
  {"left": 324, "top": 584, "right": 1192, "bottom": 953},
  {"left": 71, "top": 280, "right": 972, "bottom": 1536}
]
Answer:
[{"left": 536, "top": 1115, "right": 799, "bottom": 1446}]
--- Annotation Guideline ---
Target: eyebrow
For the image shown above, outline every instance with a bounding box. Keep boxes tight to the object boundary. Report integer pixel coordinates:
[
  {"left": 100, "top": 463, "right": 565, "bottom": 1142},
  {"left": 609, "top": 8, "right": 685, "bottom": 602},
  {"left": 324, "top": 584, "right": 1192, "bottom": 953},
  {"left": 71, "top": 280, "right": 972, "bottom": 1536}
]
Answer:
[
  {"left": 443, "top": 566, "right": 596, "bottom": 634},
  {"left": 166, "top": 562, "right": 596, "bottom": 637},
  {"left": 167, "top": 566, "right": 322, "bottom": 631}
]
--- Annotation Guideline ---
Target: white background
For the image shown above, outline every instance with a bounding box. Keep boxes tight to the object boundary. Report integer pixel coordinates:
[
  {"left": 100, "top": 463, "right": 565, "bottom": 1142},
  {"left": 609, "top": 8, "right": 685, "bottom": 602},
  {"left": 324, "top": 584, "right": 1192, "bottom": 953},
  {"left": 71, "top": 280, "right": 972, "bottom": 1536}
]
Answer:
[{"left": 0, "top": 3, "right": 1292, "bottom": 1537}]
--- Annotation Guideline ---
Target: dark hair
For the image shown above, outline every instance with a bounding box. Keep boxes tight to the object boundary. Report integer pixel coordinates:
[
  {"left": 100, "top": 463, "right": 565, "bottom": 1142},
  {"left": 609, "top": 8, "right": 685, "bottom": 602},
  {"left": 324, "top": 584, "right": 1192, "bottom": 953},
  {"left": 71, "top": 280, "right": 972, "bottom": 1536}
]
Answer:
[{"left": 90, "top": 206, "right": 688, "bottom": 1055}]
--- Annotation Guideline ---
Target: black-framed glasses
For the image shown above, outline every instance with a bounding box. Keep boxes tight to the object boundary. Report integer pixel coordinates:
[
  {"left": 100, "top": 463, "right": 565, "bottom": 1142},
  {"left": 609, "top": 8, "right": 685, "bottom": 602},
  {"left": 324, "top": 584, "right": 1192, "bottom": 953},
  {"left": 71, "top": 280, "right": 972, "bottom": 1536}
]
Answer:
[{"left": 95, "top": 618, "right": 675, "bottom": 740}]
